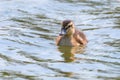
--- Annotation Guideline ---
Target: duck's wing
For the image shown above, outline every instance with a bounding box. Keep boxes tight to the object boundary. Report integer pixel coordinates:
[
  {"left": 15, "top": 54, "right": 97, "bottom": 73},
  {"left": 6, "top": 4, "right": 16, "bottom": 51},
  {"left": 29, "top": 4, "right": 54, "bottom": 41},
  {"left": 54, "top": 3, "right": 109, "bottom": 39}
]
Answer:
[
  {"left": 56, "top": 35, "right": 63, "bottom": 46},
  {"left": 74, "top": 29, "right": 88, "bottom": 45}
]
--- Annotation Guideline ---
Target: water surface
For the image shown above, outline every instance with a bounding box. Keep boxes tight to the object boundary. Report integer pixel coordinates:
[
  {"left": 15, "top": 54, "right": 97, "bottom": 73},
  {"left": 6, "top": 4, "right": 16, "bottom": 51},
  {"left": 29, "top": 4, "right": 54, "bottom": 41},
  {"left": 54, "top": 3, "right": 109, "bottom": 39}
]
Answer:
[{"left": 0, "top": 0, "right": 120, "bottom": 80}]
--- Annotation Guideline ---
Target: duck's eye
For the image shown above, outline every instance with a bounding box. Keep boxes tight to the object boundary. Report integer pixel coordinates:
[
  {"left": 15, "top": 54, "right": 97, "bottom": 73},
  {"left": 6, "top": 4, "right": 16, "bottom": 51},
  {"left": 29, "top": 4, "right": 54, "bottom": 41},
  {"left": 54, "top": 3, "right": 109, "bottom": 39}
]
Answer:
[
  {"left": 66, "top": 25, "right": 72, "bottom": 29},
  {"left": 68, "top": 25, "right": 71, "bottom": 28},
  {"left": 64, "top": 25, "right": 72, "bottom": 30},
  {"left": 65, "top": 26, "right": 70, "bottom": 30}
]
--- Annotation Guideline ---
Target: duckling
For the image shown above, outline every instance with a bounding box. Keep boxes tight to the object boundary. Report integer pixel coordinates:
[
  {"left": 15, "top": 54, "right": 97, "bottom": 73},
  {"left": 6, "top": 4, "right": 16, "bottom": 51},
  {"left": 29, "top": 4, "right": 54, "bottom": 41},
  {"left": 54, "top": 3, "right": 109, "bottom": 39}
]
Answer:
[{"left": 56, "top": 20, "right": 87, "bottom": 46}]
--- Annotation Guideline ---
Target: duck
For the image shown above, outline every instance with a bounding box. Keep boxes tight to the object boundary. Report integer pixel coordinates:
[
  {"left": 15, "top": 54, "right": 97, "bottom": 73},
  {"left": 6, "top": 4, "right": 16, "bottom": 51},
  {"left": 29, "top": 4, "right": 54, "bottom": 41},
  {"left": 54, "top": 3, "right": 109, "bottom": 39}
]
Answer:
[{"left": 56, "top": 20, "right": 88, "bottom": 47}]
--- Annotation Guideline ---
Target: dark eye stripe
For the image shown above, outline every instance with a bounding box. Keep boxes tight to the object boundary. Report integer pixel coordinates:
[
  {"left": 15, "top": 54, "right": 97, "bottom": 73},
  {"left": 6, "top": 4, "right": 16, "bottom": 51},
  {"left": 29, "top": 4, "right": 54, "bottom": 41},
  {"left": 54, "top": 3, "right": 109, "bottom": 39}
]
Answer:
[{"left": 65, "top": 25, "right": 71, "bottom": 30}]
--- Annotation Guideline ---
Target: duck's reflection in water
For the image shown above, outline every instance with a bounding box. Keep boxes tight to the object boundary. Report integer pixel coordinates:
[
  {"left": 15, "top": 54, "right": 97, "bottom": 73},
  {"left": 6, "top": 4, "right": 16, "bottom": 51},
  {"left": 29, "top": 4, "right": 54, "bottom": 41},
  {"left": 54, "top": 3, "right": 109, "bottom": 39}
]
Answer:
[{"left": 58, "top": 46, "right": 85, "bottom": 62}]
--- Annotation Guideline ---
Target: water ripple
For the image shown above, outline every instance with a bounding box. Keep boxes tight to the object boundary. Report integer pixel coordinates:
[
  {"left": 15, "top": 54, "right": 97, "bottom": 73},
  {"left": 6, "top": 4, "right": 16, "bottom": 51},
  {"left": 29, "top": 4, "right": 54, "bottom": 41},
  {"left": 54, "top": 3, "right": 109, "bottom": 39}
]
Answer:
[{"left": 0, "top": 0, "right": 120, "bottom": 80}]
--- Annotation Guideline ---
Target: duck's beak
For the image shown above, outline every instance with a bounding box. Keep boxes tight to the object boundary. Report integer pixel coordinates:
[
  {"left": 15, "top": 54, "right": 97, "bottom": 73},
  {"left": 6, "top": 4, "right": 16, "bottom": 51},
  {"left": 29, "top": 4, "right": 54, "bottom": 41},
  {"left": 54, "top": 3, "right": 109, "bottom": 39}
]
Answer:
[{"left": 60, "top": 28, "right": 66, "bottom": 35}]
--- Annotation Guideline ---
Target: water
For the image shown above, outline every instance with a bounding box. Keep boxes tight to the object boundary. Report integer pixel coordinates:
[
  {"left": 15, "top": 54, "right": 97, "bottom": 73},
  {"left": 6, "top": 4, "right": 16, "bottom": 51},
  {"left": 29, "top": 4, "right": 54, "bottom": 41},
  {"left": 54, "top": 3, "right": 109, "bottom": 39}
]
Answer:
[{"left": 0, "top": 0, "right": 120, "bottom": 80}]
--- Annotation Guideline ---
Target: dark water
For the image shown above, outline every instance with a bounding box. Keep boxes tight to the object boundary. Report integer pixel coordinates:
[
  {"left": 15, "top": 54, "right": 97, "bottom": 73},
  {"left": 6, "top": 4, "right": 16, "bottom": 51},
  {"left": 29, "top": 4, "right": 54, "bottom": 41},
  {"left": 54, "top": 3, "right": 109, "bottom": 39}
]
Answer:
[{"left": 0, "top": 0, "right": 120, "bottom": 80}]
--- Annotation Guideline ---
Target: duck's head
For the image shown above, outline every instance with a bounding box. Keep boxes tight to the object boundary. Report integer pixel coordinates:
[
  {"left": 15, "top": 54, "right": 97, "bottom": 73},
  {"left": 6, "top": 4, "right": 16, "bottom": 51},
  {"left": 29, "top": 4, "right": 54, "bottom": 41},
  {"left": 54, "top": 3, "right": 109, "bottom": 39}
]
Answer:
[{"left": 60, "top": 20, "right": 75, "bottom": 36}]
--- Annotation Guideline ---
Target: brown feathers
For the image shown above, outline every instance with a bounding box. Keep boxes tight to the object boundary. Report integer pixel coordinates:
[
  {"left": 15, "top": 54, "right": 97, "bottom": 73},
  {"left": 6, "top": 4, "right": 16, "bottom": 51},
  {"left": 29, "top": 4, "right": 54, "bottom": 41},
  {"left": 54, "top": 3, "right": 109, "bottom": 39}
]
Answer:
[{"left": 56, "top": 20, "right": 87, "bottom": 46}]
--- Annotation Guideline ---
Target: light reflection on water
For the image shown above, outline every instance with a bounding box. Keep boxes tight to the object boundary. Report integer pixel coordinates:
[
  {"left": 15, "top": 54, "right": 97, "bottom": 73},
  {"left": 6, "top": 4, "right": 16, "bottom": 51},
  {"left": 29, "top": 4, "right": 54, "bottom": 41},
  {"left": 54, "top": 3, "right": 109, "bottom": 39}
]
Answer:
[
  {"left": 0, "top": 0, "right": 120, "bottom": 80},
  {"left": 58, "top": 46, "right": 85, "bottom": 62}
]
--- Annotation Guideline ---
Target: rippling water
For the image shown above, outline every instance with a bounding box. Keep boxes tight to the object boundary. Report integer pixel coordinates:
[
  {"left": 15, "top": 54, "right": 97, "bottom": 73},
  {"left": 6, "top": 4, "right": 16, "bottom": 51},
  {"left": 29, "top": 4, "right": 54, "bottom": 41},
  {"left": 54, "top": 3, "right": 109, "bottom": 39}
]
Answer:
[{"left": 0, "top": 0, "right": 120, "bottom": 80}]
